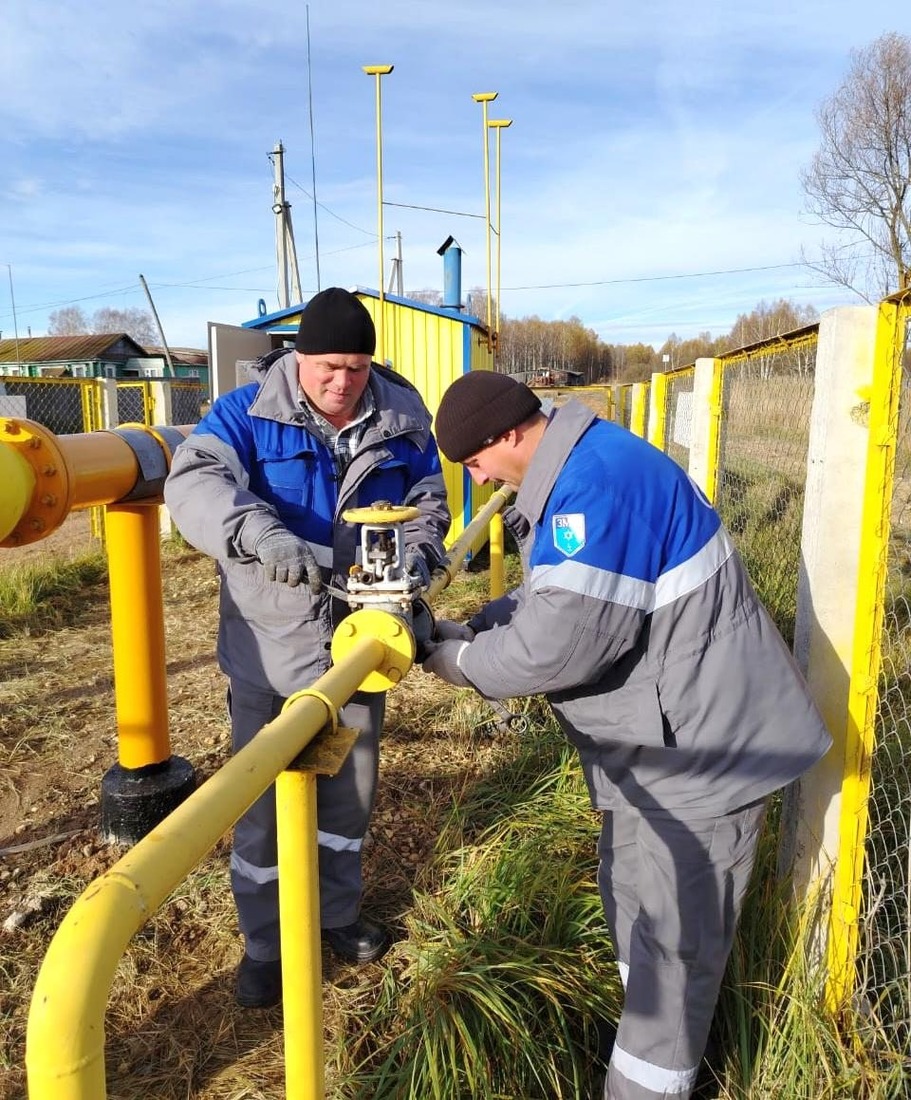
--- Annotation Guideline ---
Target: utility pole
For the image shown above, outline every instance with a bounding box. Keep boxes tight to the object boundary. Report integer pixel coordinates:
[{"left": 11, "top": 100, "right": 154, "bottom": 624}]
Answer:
[
  {"left": 4, "top": 263, "right": 21, "bottom": 373},
  {"left": 138, "top": 274, "right": 174, "bottom": 377},
  {"left": 387, "top": 230, "right": 403, "bottom": 296},
  {"left": 272, "top": 141, "right": 303, "bottom": 310}
]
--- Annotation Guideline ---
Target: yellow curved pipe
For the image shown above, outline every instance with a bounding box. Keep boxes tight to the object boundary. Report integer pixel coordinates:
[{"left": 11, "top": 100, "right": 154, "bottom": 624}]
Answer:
[
  {"left": 0, "top": 438, "right": 35, "bottom": 542},
  {"left": 426, "top": 484, "right": 513, "bottom": 602},
  {"left": 26, "top": 637, "right": 385, "bottom": 1100}
]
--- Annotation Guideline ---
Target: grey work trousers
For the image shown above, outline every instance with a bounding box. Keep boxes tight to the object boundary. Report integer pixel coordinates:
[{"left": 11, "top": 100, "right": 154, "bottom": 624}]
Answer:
[
  {"left": 598, "top": 799, "right": 767, "bottom": 1100},
  {"left": 227, "top": 677, "right": 385, "bottom": 962}
]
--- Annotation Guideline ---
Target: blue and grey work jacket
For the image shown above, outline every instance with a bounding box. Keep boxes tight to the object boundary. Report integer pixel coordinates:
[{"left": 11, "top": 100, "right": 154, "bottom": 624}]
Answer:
[
  {"left": 461, "top": 400, "right": 831, "bottom": 817},
  {"left": 164, "top": 349, "right": 450, "bottom": 696}
]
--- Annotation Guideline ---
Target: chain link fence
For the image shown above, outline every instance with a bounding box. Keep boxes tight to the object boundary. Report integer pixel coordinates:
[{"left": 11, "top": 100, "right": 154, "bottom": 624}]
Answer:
[
  {"left": 859, "top": 311, "right": 911, "bottom": 1062},
  {"left": 715, "top": 335, "right": 817, "bottom": 641},
  {"left": 603, "top": 315, "right": 910, "bottom": 1061},
  {"left": 662, "top": 367, "right": 696, "bottom": 473},
  {"left": 0, "top": 376, "right": 102, "bottom": 435},
  {"left": 169, "top": 381, "right": 209, "bottom": 425}
]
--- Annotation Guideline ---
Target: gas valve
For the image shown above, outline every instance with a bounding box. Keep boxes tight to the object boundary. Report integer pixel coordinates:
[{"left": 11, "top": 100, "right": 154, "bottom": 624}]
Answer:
[{"left": 342, "top": 500, "right": 424, "bottom": 616}]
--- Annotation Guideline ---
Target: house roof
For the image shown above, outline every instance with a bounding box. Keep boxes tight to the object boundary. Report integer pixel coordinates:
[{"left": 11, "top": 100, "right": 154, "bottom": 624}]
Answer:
[
  {"left": 146, "top": 346, "right": 209, "bottom": 367},
  {"left": 0, "top": 333, "right": 148, "bottom": 364}
]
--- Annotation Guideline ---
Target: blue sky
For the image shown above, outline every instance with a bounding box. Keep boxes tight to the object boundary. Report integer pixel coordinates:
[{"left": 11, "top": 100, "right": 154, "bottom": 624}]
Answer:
[{"left": 0, "top": 1, "right": 904, "bottom": 351}]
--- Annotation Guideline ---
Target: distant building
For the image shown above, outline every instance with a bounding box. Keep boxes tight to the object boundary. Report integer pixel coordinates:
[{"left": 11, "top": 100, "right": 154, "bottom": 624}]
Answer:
[
  {"left": 0, "top": 334, "right": 209, "bottom": 389},
  {"left": 511, "top": 367, "right": 584, "bottom": 388}
]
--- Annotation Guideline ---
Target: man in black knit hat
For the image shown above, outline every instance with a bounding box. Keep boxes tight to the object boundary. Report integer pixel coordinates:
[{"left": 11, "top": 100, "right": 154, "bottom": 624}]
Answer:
[
  {"left": 423, "top": 371, "right": 830, "bottom": 1100},
  {"left": 165, "top": 288, "right": 450, "bottom": 1007}
]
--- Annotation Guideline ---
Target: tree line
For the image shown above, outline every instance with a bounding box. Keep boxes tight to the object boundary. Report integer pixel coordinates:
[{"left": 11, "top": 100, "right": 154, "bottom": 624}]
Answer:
[{"left": 411, "top": 287, "right": 820, "bottom": 384}]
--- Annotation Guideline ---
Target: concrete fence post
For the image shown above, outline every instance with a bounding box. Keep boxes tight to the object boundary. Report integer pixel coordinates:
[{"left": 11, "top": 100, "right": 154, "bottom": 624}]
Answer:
[
  {"left": 149, "top": 381, "right": 176, "bottom": 539},
  {"left": 783, "top": 305, "right": 880, "bottom": 938}
]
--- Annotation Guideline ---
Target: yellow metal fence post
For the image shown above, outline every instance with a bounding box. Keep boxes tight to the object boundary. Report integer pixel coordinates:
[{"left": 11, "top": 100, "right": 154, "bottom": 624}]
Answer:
[
  {"left": 647, "top": 370, "right": 669, "bottom": 451},
  {"left": 630, "top": 383, "right": 648, "bottom": 438},
  {"left": 824, "top": 298, "right": 905, "bottom": 1013}
]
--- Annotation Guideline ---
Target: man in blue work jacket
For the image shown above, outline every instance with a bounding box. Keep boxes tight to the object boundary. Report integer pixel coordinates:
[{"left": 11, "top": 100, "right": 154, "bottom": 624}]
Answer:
[
  {"left": 422, "top": 370, "right": 830, "bottom": 1100},
  {"left": 165, "top": 288, "right": 450, "bottom": 1007}
]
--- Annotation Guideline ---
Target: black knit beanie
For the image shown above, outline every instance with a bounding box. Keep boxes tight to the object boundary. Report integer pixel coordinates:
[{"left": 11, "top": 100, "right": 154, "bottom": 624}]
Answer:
[
  {"left": 295, "top": 287, "right": 376, "bottom": 355},
  {"left": 435, "top": 372, "right": 542, "bottom": 462}
]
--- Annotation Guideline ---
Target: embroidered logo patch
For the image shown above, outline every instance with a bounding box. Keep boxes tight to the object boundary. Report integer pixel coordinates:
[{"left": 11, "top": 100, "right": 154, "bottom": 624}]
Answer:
[{"left": 552, "top": 513, "right": 586, "bottom": 557}]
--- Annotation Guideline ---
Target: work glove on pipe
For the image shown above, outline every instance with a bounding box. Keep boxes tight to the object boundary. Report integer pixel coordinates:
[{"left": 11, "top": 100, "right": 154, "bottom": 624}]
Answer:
[
  {"left": 421, "top": 639, "right": 472, "bottom": 688},
  {"left": 404, "top": 548, "right": 432, "bottom": 589},
  {"left": 254, "top": 526, "right": 323, "bottom": 593},
  {"left": 433, "top": 619, "right": 476, "bottom": 642}
]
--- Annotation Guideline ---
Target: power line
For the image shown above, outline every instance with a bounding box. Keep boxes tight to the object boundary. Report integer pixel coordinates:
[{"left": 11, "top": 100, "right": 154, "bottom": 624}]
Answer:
[
  {"left": 283, "top": 171, "right": 376, "bottom": 237},
  {"left": 503, "top": 261, "right": 811, "bottom": 292},
  {"left": 382, "top": 200, "right": 485, "bottom": 220}
]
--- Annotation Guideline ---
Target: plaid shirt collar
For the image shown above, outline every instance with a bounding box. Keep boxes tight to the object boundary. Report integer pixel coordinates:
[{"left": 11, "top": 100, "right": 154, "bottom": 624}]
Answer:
[{"left": 297, "top": 383, "right": 376, "bottom": 469}]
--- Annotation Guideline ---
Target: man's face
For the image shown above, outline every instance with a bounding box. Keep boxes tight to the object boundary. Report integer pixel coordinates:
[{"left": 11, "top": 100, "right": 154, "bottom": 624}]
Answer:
[
  {"left": 297, "top": 352, "right": 372, "bottom": 425},
  {"left": 462, "top": 434, "right": 523, "bottom": 488}
]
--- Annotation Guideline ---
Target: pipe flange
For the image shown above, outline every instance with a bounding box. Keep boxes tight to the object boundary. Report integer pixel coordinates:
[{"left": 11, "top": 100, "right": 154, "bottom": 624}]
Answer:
[
  {"left": 330, "top": 608, "right": 415, "bottom": 692},
  {"left": 0, "top": 419, "right": 73, "bottom": 546}
]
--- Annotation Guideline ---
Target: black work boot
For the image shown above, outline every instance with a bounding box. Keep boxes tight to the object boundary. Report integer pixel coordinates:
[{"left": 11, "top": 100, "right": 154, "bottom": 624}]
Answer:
[
  {"left": 235, "top": 954, "right": 282, "bottom": 1008},
  {"left": 322, "top": 916, "right": 391, "bottom": 964}
]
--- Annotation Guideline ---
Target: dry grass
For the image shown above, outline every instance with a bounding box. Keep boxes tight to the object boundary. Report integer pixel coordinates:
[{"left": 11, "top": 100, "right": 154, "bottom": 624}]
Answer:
[{"left": 0, "top": 537, "right": 529, "bottom": 1100}]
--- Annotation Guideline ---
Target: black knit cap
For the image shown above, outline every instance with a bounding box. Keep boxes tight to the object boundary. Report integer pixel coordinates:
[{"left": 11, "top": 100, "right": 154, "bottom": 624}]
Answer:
[
  {"left": 435, "top": 371, "right": 542, "bottom": 462},
  {"left": 295, "top": 287, "right": 376, "bottom": 355}
]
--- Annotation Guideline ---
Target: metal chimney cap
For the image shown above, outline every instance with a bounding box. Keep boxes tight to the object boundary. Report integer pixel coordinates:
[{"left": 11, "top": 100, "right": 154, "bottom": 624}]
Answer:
[{"left": 437, "top": 235, "right": 464, "bottom": 256}]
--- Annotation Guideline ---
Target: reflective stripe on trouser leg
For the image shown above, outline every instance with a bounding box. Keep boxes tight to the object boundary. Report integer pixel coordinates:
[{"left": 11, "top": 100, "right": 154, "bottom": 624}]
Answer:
[
  {"left": 227, "top": 679, "right": 384, "bottom": 959},
  {"left": 600, "top": 800, "right": 767, "bottom": 1100}
]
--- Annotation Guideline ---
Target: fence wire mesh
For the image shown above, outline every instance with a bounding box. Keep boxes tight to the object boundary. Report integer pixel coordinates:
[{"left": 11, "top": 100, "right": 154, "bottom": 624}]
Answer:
[
  {"left": 715, "top": 336, "right": 818, "bottom": 643},
  {"left": 169, "top": 381, "right": 208, "bottom": 425},
  {"left": 859, "top": 313, "right": 911, "bottom": 1063},
  {"left": 663, "top": 367, "right": 695, "bottom": 470},
  {"left": 0, "top": 376, "right": 98, "bottom": 435},
  {"left": 116, "top": 382, "right": 152, "bottom": 425}
]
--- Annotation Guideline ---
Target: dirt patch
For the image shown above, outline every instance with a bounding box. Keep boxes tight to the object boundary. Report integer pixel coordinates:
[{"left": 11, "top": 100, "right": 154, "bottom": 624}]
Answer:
[{"left": 0, "top": 542, "right": 517, "bottom": 1099}]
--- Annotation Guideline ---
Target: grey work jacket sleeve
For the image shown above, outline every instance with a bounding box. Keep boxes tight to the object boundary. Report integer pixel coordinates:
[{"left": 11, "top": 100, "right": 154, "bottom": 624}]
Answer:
[
  {"left": 164, "top": 432, "right": 281, "bottom": 560},
  {"left": 402, "top": 470, "right": 450, "bottom": 568},
  {"left": 458, "top": 581, "right": 646, "bottom": 700}
]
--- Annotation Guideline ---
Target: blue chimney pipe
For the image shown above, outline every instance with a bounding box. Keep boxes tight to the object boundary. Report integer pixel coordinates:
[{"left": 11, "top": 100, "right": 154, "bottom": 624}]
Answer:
[{"left": 437, "top": 235, "right": 463, "bottom": 311}]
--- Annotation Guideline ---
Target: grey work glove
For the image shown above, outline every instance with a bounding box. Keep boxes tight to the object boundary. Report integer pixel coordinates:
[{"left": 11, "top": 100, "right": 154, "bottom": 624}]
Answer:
[
  {"left": 404, "top": 547, "right": 432, "bottom": 589},
  {"left": 434, "top": 619, "right": 476, "bottom": 642},
  {"left": 421, "top": 639, "right": 472, "bottom": 687},
  {"left": 254, "top": 526, "right": 322, "bottom": 593}
]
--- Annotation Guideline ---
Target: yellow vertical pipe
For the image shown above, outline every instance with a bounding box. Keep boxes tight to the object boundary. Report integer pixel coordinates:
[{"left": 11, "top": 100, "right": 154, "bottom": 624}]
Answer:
[
  {"left": 825, "top": 299, "right": 904, "bottom": 1012},
  {"left": 277, "top": 769, "right": 324, "bottom": 1100},
  {"left": 489, "top": 512, "right": 505, "bottom": 599},
  {"left": 26, "top": 640, "right": 386, "bottom": 1100},
  {"left": 105, "top": 503, "right": 171, "bottom": 768}
]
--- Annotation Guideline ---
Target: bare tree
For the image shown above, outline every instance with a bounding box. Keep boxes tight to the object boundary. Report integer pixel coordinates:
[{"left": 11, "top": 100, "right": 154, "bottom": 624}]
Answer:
[
  {"left": 92, "top": 307, "right": 158, "bottom": 346},
  {"left": 45, "top": 305, "right": 157, "bottom": 345},
  {"left": 47, "top": 305, "right": 90, "bottom": 335},
  {"left": 801, "top": 32, "right": 911, "bottom": 300}
]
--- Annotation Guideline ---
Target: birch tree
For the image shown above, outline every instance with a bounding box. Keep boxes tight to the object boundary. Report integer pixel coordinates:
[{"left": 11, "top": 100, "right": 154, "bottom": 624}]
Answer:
[{"left": 801, "top": 32, "right": 911, "bottom": 300}]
